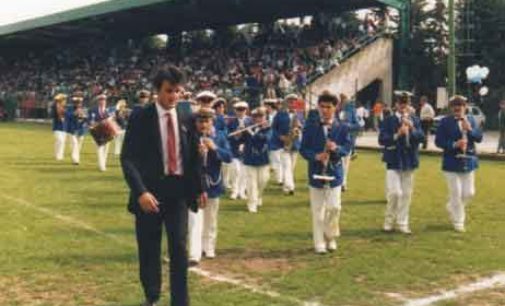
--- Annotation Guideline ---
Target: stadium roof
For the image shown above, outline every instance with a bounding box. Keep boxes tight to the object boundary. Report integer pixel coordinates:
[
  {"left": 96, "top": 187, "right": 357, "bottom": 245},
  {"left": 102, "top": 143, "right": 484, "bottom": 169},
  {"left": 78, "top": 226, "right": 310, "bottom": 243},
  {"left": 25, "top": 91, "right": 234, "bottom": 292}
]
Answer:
[{"left": 0, "top": 0, "right": 407, "bottom": 49}]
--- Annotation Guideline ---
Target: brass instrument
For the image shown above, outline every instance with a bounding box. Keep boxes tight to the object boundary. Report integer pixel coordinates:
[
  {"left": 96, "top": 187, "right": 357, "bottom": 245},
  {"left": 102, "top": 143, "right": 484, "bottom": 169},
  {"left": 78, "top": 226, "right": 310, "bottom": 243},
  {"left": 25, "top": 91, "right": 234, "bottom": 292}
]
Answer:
[
  {"left": 400, "top": 111, "right": 412, "bottom": 148},
  {"left": 283, "top": 113, "right": 302, "bottom": 151},
  {"left": 313, "top": 124, "right": 336, "bottom": 182},
  {"left": 55, "top": 100, "right": 66, "bottom": 122},
  {"left": 228, "top": 121, "right": 271, "bottom": 137}
]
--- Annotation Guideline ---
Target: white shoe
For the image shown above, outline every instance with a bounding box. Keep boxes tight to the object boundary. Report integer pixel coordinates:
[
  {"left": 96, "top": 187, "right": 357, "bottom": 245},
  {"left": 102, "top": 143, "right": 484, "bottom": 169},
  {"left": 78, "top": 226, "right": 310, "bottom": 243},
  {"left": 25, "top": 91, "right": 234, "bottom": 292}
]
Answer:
[
  {"left": 230, "top": 193, "right": 238, "bottom": 200},
  {"left": 239, "top": 194, "right": 247, "bottom": 200},
  {"left": 398, "top": 226, "right": 412, "bottom": 235},
  {"left": 454, "top": 224, "right": 466, "bottom": 233},
  {"left": 315, "top": 247, "right": 327, "bottom": 254},
  {"left": 327, "top": 240, "right": 338, "bottom": 252},
  {"left": 383, "top": 223, "right": 394, "bottom": 232},
  {"left": 248, "top": 207, "right": 257, "bottom": 213},
  {"left": 205, "top": 250, "right": 216, "bottom": 259}
]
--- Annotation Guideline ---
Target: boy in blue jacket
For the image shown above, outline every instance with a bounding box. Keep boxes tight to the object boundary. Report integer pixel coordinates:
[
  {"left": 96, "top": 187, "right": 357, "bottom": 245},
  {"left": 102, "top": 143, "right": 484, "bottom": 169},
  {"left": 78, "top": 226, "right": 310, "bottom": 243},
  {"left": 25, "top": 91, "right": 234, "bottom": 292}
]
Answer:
[
  {"left": 65, "top": 94, "right": 88, "bottom": 165},
  {"left": 52, "top": 93, "right": 68, "bottom": 161},
  {"left": 241, "top": 107, "right": 271, "bottom": 213},
  {"left": 435, "top": 95, "right": 483, "bottom": 232},
  {"left": 378, "top": 93, "right": 424, "bottom": 234},
  {"left": 227, "top": 101, "right": 252, "bottom": 200},
  {"left": 188, "top": 108, "right": 233, "bottom": 265},
  {"left": 300, "top": 92, "right": 352, "bottom": 254},
  {"left": 278, "top": 94, "right": 302, "bottom": 195}
]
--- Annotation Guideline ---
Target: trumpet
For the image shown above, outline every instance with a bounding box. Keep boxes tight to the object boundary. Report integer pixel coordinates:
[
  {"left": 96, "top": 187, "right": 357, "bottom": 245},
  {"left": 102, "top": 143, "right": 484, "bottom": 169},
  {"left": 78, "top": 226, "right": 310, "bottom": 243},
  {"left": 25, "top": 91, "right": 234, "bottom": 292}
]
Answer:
[
  {"left": 283, "top": 114, "right": 302, "bottom": 151},
  {"left": 228, "top": 121, "right": 271, "bottom": 137}
]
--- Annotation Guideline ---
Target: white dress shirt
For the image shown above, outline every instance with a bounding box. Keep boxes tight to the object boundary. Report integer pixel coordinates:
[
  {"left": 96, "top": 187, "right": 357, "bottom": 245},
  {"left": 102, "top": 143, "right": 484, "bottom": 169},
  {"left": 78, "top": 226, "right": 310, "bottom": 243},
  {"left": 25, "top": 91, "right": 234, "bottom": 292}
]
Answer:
[{"left": 156, "top": 102, "right": 183, "bottom": 175}]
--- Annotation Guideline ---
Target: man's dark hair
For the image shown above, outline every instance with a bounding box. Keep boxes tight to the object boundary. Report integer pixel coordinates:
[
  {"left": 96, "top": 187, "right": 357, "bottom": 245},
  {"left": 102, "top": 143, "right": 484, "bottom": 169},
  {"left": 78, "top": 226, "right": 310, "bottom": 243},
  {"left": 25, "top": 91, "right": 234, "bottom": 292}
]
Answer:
[
  {"left": 153, "top": 66, "right": 186, "bottom": 91},
  {"left": 318, "top": 91, "right": 339, "bottom": 106}
]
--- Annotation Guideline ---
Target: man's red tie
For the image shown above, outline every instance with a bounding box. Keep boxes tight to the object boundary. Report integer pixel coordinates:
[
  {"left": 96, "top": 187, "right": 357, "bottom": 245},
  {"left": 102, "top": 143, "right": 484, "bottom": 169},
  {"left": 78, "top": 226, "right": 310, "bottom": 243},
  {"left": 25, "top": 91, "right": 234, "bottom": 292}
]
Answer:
[{"left": 166, "top": 113, "right": 177, "bottom": 175}]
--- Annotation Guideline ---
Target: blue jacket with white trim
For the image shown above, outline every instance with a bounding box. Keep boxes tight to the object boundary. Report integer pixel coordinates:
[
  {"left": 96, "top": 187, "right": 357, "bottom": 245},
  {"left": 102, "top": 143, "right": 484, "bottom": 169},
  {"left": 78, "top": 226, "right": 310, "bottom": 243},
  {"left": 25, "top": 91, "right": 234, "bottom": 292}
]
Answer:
[
  {"left": 379, "top": 113, "right": 424, "bottom": 171},
  {"left": 435, "top": 115, "right": 483, "bottom": 173},
  {"left": 300, "top": 119, "right": 352, "bottom": 188}
]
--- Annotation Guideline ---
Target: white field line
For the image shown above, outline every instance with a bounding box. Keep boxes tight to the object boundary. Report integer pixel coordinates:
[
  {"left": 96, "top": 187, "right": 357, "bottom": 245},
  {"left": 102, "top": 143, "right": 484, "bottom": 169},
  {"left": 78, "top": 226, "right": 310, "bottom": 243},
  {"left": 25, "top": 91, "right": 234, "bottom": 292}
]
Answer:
[
  {"left": 0, "top": 193, "right": 321, "bottom": 306},
  {"left": 404, "top": 273, "right": 505, "bottom": 306}
]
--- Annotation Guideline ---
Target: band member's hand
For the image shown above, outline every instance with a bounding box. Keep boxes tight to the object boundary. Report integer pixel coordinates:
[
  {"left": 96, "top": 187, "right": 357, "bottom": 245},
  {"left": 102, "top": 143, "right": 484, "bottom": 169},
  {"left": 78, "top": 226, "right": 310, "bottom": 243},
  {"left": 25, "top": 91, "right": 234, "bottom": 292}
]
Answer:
[
  {"left": 326, "top": 141, "right": 338, "bottom": 152},
  {"left": 316, "top": 152, "right": 329, "bottom": 163},
  {"left": 397, "top": 125, "right": 409, "bottom": 136},
  {"left": 198, "top": 143, "right": 209, "bottom": 156},
  {"left": 203, "top": 138, "right": 217, "bottom": 151},
  {"left": 138, "top": 192, "right": 160, "bottom": 213},
  {"left": 261, "top": 120, "right": 269, "bottom": 128},
  {"left": 461, "top": 119, "right": 472, "bottom": 132},
  {"left": 456, "top": 138, "right": 468, "bottom": 151},
  {"left": 199, "top": 192, "right": 208, "bottom": 208}
]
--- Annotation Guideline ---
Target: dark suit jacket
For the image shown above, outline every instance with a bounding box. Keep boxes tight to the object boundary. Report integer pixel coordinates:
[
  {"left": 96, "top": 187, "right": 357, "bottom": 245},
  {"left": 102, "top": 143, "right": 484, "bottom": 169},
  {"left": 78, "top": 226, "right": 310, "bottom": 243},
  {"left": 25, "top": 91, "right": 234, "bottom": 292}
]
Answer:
[{"left": 121, "top": 103, "right": 202, "bottom": 214}]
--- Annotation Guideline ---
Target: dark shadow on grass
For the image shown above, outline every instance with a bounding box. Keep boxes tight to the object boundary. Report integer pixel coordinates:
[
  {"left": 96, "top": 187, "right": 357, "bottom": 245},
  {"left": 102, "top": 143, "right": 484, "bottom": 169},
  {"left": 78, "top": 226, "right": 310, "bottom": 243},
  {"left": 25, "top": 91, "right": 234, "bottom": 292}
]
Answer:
[
  {"left": 343, "top": 227, "right": 405, "bottom": 241},
  {"left": 216, "top": 247, "right": 315, "bottom": 259},
  {"left": 33, "top": 252, "right": 138, "bottom": 266},
  {"left": 422, "top": 223, "right": 454, "bottom": 233},
  {"left": 346, "top": 199, "right": 387, "bottom": 206},
  {"left": 244, "top": 231, "right": 310, "bottom": 241}
]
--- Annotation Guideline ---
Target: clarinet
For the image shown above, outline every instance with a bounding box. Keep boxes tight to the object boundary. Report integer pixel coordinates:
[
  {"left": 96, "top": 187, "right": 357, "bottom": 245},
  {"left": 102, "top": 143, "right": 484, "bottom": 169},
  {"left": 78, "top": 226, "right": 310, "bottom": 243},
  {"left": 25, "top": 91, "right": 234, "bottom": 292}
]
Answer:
[{"left": 401, "top": 112, "right": 411, "bottom": 148}]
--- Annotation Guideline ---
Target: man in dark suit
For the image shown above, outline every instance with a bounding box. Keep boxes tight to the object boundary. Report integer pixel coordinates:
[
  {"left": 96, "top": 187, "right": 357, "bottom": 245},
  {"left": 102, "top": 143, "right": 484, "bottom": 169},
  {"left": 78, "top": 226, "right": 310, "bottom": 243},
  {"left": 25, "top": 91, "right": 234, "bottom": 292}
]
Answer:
[{"left": 121, "top": 66, "right": 204, "bottom": 306}]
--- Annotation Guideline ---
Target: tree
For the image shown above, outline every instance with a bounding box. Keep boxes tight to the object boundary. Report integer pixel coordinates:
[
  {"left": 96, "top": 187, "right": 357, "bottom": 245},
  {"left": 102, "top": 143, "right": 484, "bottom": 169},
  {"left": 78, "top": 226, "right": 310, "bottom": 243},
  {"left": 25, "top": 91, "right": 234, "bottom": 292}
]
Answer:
[{"left": 408, "top": 0, "right": 448, "bottom": 98}]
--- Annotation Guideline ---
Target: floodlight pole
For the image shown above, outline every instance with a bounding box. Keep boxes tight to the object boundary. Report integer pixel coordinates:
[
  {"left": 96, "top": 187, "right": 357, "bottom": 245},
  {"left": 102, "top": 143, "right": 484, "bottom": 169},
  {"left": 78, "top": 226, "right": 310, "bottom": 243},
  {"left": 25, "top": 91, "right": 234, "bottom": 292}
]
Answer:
[{"left": 448, "top": 0, "right": 457, "bottom": 97}]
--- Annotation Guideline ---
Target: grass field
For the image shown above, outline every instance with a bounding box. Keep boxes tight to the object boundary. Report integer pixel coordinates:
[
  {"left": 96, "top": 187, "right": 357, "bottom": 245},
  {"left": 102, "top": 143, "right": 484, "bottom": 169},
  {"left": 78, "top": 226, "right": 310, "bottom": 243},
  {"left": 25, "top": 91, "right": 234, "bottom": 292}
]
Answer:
[{"left": 1, "top": 122, "right": 504, "bottom": 306}]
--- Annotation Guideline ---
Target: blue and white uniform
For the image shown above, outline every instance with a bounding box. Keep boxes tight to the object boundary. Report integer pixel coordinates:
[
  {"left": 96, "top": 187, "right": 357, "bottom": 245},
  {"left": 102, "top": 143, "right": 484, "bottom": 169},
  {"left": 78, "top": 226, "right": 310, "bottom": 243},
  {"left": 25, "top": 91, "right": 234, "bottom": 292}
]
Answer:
[
  {"left": 300, "top": 118, "right": 352, "bottom": 253},
  {"left": 227, "top": 115, "right": 252, "bottom": 199},
  {"left": 268, "top": 109, "right": 284, "bottom": 184},
  {"left": 379, "top": 112, "right": 424, "bottom": 232},
  {"left": 52, "top": 101, "right": 68, "bottom": 161},
  {"left": 435, "top": 115, "right": 483, "bottom": 231},
  {"left": 188, "top": 130, "right": 232, "bottom": 262},
  {"left": 241, "top": 124, "right": 271, "bottom": 213},
  {"left": 65, "top": 105, "right": 88, "bottom": 164},
  {"left": 277, "top": 110, "right": 303, "bottom": 194},
  {"left": 89, "top": 105, "right": 112, "bottom": 171}
]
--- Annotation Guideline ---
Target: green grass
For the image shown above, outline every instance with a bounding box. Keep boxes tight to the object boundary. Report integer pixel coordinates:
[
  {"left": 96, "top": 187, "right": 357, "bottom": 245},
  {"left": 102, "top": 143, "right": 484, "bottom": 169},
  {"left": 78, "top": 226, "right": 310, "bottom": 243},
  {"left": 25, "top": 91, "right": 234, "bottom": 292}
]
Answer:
[{"left": 1, "top": 122, "right": 504, "bottom": 306}]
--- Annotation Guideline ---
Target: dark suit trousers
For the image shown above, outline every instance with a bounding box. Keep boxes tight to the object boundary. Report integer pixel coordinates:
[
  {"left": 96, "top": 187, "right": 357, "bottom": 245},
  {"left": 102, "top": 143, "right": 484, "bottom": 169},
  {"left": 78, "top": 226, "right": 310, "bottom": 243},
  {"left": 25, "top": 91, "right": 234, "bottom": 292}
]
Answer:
[
  {"left": 421, "top": 119, "right": 432, "bottom": 149},
  {"left": 135, "top": 195, "right": 189, "bottom": 306}
]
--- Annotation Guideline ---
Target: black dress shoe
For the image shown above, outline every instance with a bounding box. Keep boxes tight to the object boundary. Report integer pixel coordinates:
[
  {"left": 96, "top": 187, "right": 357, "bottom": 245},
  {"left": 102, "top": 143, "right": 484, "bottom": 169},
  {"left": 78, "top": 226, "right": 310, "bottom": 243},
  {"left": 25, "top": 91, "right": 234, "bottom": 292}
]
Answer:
[{"left": 189, "top": 260, "right": 199, "bottom": 267}]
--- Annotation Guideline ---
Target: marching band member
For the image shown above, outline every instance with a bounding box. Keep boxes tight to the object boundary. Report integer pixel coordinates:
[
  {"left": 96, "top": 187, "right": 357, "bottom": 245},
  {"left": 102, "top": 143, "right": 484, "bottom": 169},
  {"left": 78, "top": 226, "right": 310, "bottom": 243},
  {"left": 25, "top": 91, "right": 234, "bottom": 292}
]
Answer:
[
  {"left": 65, "top": 93, "right": 87, "bottom": 165},
  {"left": 131, "top": 90, "right": 150, "bottom": 118},
  {"left": 188, "top": 108, "right": 232, "bottom": 266},
  {"left": 278, "top": 94, "right": 302, "bottom": 195},
  {"left": 52, "top": 93, "right": 68, "bottom": 161},
  {"left": 89, "top": 93, "right": 111, "bottom": 172},
  {"left": 195, "top": 91, "right": 217, "bottom": 110},
  {"left": 300, "top": 92, "right": 352, "bottom": 254},
  {"left": 228, "top": 101, "right": 252, "bottom": 200},
  {"left": 241, "top": 107, "right": 271, "bottom": 213},
  {"left": 435, "top": 95, "right": 483, "bottom": 232},
  {"left": 265, "top": 98, "right": 284, "bottom": 185},
  {"left": 379, "top": 92, "right": 424, "bottom": 234},
  {"left": 114, "top": 99, "right": 129, "bottom": 156},
  {"left": 338, "top": 94, "right": 361, "bottom": 192},
  {"left": 213, "top": 98, "right": 232, "bottom": 190},
  {"left": 212, "top": 98, "right": 228, "bottom": 134}
]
